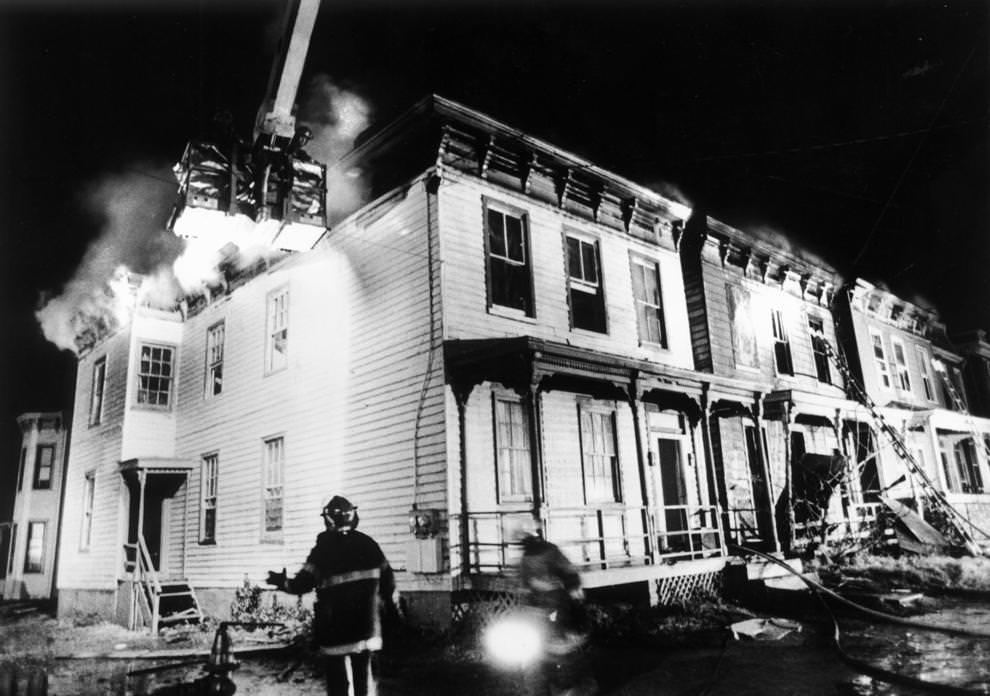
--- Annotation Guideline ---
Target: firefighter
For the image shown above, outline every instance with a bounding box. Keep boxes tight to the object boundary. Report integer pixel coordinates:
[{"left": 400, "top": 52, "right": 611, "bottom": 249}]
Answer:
[
  {"left": 515, "top": 517, "right": 597, "bottom": 696},
  {"left": 267, "top": 495, "right": 399, "bottom": 696}
]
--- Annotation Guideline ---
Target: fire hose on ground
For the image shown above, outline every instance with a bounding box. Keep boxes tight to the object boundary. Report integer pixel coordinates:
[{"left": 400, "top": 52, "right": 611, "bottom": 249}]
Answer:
[{"left": 730, "top": 544, "right": 990, "bottom": 695}]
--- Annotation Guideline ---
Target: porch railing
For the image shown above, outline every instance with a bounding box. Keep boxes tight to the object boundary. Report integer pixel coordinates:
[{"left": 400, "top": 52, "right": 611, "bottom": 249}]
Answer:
[
  {"left": 452, "top": 503, "right": 723, "bottom": 575},
  {"left": 791, "top": 501, "right": 883, "bottom": 546},
  {"left": 123, "top": 537, "right": 162, "bottom": 633}
]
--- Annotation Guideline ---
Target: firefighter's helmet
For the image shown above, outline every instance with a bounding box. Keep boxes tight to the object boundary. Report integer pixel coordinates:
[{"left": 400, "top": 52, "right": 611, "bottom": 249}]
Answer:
[{"left": 322, "top": 495, "right": 359, "bottom": 532}]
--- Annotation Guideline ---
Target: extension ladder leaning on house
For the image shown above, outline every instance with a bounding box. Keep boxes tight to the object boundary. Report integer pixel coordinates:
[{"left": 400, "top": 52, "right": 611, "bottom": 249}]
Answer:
[{"left": 809, "top": 330, "right": 983, "bottom": 555}]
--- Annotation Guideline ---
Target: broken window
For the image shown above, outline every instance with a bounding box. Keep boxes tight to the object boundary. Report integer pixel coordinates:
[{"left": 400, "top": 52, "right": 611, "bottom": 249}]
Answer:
[
  {"left": 266, "top": 289, "right": 289, "bottom": 374},
  {"left": 263, "top": 437, "right": 285, "bottom": 535},
  {"left": 579, "top": 406, "right": 620, "bottom": 503},
  {"left": 955, "top": 439, "right": 984, "bottom": 494},
  {"left": 891, "top": 338, "right": 911, "bottom": 392},
  {"left": 137, "top": 344, "right": 175, "bottom": 407},
  {"left": 485, "top": 201, "right": 533, "bottom": 316},
  {"left": 808, "top": 317, "right": 830, "bottom": 383},
  {"left": 771, "top": 309, "right": 793, "bottom": 375},
  {"left": 917, "top": 346, "right": 935, "bottom": 401},
  {"left": 566, "top": 234, "right": 607, "bottom": 333},
  {"left": 24, "top": 521, "right": 45, "bottom": 574},
  {"left": 201, "top": 453, "right": 219, "bottom": 543},
  {"left": 206, "top": 321, "right": 225, "bottom": 398},
  {"left": 494, "top": 396, "right": 532, "bottom": 502},
  {"left": 89, "top": 357, "right": 106, "bottom": 426},
  {"left": 33, "top": 445, "right": 54, "bottom": 490},
  {"left": 870, "top": 330, "right": 892, "bottom": 389},
  {"left": 630, "top": 255, "right": 667, "bottom": 347}
]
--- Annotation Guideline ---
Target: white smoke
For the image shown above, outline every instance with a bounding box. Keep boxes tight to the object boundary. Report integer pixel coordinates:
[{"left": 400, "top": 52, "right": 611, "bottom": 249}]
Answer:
[{"left": 297, "top": 74, "right": 371, "bottom": 220}]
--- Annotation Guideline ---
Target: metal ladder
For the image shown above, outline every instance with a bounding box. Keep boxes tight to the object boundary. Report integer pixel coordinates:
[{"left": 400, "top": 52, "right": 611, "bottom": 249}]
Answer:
[{"left": 810, "top": 331, "right": 981, "bottom": 553}]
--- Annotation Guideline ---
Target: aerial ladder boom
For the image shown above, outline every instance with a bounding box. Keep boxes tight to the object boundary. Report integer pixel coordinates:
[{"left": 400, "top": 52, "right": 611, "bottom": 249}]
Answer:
[
  {"left": 169, "top": 0, "right": 327, "bottom": 253},
  {"left": 810, "top": 329, "right": 982, "bottom": 554}
]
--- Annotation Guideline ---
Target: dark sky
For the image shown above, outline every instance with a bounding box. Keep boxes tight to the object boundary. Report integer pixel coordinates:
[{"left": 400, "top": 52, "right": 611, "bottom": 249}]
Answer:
[{"left": 1, "top": 0, "right": 987, "bottom": 516}]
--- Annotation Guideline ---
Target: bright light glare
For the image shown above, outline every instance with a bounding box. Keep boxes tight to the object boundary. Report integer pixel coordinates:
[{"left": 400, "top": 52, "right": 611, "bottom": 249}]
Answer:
[{"left": 483, "top": 614, "right": 544, "bottom": 669}]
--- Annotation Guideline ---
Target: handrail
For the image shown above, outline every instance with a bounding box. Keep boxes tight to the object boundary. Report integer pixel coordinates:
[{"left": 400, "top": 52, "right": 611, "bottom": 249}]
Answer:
[{"left": 122, "top": 538, "right": 162, "bottom": 632}]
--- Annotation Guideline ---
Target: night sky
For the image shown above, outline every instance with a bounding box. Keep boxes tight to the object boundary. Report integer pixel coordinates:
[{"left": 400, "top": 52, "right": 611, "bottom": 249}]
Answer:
[{"left": 1, "top": 0, "right": 987, "bottom": 516}]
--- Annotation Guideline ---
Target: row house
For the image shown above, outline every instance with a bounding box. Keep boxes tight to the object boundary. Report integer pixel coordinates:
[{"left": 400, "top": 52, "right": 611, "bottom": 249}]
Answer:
[
  {"left": 54, "top": 95, "right": 988, "bottom": 631},
  {"left": 835, "top": 280, "right": 990, "bottom": 543},
  {"left": 2, "top": 412, "right": 67, "bottom": 599},
  {"left": 679, "top": 220, "right": 875, "bottom": 555}
]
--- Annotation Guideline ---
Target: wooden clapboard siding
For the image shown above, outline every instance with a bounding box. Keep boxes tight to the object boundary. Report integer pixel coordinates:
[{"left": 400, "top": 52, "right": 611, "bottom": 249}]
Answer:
[
  {"left": 120, "top": 313, "right": 184, "bottom": 460},
  {"left": 437, "top": 173, "right": 694, "bottom": 371},
  {"left": 170, "top": 180, "right": 443, "bottom": 586},
  {"left": 57, "top": 331, "right": 131, "bottom": 591}
]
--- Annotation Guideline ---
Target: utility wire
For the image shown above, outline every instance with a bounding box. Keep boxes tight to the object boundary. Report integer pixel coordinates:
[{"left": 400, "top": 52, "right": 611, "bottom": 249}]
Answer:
[{"left": 851, "top": 45, "right": 979, "bottom": 268}]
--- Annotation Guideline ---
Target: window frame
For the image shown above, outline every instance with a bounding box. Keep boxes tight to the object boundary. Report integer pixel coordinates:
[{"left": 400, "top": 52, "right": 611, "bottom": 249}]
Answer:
[
  {"left": 16, "top": 448, "right": 26, "bottom": 491},
  {"left": 917, "top": 346, "right": 935, "bottom": 401},
  {"left": 81, "top": 471, "right": 96, "bottom": 551},
  {"left": 135, "top": 342, "right": 176, "bottom": 409},
  {"left": 770, "top": 308, "right": 794, "bottom": 376},
  {"left": 492, "top": 393, "right": 534, "bottom": 504},
  {"left": 629, "top": 253, "right": 668, "bottom": 348},
  {"left": 890, "top": 337, "right": 912, "bottom": 393},
  {"left": 261, "top": 436, "right": 285, "bottom": 540},
  {"left": 578, "top": 402, "right": 622, "bottom": 504},
  {"left": 200, "top": 452, "right": 219, "bottom": 544},
  {"left": 89, "top": 356, "right": 106, "bottom": 426},
  {"left": 32, "top": 444, "right": 54, "bottom": 490},
  {"left": 483, "top": 197, "right": 535, "bottom": 318},
  {"left": 869, "top": 329, "right": 892, "bottom": 390},
  {"left": 564, "top": 230, "right": 608, "bottom": 334},
  {"left": 807, "top": 316, "right": 831, "bottom": 384},
  {"left": 205, "top": 321, "right": 226, "bottom": 398},
  {"left": 265, "top": 288, "right": 290, "bottom": 375},
  {"left": 23, "top": 521, "right": 45, "bottom": 574}
]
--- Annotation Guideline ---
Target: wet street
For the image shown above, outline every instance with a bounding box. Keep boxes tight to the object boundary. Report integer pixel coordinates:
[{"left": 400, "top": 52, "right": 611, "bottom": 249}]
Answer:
[{"left": 28, "top": 598, "right": 990, "bottom": 695}]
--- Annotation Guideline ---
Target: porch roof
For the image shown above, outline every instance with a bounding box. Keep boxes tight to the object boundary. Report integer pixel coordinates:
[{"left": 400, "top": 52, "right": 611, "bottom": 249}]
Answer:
[
  {"left": 118, "top": 457, "right": 195, "bottom": 476},
  {"left": 443, "top": 336, "right": 706, "bottom": 399}
]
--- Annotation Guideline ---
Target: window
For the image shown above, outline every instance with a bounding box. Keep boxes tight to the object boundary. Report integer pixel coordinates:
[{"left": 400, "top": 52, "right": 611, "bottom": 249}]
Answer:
[
  {"left": 566, "top": 234, "right": 606, "bottom": 333},
  {"left": 950, "top": 366, "right": 969, "bottom": 410},
  {"left": 89, "top": 357, "right": 106, "bottom": 425},
  {"left": 24, "top": 522, "right": 45, "bottom": 573},
  {"left": 7, "top": 524, "right": 16, "bottom": 577},
  {"left": 955, "top": 440, "right": 984, "bottom": 493},
  {"left": 494, "top": 396, "right": 532, "bottom": 502},
  {"left": 870, "top": 331, "right": 892, "bottom": 389},
  {"left": 33, "top": 445, "right": 54, "bottom": 490},
  {"left": 808, "top": 317, "right": 831, "bottom": 383},
  {"left": 630, "top": 256, "right": 667, "bottom": 347},
  {"left": 263, "top": 437, "right": 285, "bottom": 535},
  {"left": 579, "top": 406, "right": 620, "bottom": 503},
  {"left": 771, "top": 309, "right": 793, "bottom": 375},
  {"left": 205, "top": 322, "right": 225, "bottom": 397},
  {"left": 81, "top": 471, "right": 95, "bottom": 550},
  {"left": 891, "top": 339, "right": 911, "bottom": 392},
  {"left": 727, "top": 285, "right": 759, "bottom": 369},
  {"left": 200, "top": 454, "right": 219, "bottom": 543},
  {"left": 16, "top": 448, "right": 26, "bottom": 491},
  {"left": 137, "top": 344, "right": 174, "bottom": 407},
  {"left": 485, "top": 201, "right": 533, "bottom": 316},
  {"left": 917, "top": 347, "right": 935, "bottom": 401},
  {"left": 266, "top": 290, "right": 289, "bottom": 373}
]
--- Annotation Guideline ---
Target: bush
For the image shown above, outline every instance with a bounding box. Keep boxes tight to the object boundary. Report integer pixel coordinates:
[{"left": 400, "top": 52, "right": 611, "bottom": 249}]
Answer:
[{"left": 229, "top": 577, "right": 312, "bottom": 640}]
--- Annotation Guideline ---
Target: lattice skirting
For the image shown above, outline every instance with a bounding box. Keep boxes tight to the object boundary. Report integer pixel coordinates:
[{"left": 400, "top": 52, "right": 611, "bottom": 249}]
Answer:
[
  {"left": 655, "top": 570, "right": 724, "bottom": 605},
  {"left": 450, "top": 589, "right": 521, "bottom": 632}
]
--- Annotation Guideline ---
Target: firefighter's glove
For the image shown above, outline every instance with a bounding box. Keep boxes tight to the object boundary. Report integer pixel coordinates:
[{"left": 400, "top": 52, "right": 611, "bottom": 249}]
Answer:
[{"left": 266, "top": 568, "right": 287, "bottom": 590}]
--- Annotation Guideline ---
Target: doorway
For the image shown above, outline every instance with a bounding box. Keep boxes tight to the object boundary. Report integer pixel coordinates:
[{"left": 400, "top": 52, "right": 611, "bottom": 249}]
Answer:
[
  {"left": 656, "top": 437, "right": 689, "bottom": 552},
  {"left": 744, "top": 425, "right": 775, "bottom": 548}
]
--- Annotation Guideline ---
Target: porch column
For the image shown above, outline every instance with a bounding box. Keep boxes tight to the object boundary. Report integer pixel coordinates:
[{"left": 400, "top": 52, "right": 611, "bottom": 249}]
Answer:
[
  {"left": 452, "top": 383, "right": 474, "bottom": 577},
  {"left": 781, "top": 400, "right": 795, "bottom": 553},
  {"left": 753, "top": 393, "right": 781, "bottom": 552},
  {"left": 626, "top": 372, "right": 657, "bottom": 562},
  {"left": 137, "top": 469, "right": 147, "bottom": 555},
  {"left": 699, "top": 385, "right": 729, "bottom": 555},
  {"left": 833, "top": 408, "right": 851, "bottom": 519},
  {"left": 523, "top": 381, "right": 546, "bottom": 523}
]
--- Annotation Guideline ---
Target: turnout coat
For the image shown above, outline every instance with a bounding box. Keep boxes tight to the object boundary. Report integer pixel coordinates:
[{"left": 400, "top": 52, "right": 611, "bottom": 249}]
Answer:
[{"left": 284, "top": 529, "right": 396, "bottom": 655}]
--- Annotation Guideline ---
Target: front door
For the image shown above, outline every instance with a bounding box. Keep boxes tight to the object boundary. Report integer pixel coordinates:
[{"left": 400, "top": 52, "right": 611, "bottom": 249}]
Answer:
[
  {"left": 656, "top": 437, "right": 689, "bottom": 552},
  {"left": 744, "top": 425, "right": 775, "bottom": 549}
]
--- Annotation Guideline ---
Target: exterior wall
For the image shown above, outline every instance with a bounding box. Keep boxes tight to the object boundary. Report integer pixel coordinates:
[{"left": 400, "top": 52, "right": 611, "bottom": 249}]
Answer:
[
  {"left": 438, "top": 171, "right": 694, "bottom": 371},
  {"left": 58, "top": 330, "right": 131, "bottom": 602},
  {"left": 5, "top": 414, "right": 66, "bottom": 599},
  {"left": 171, "top": 178, "right": 446, "bottom": 597}
]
